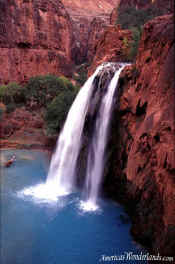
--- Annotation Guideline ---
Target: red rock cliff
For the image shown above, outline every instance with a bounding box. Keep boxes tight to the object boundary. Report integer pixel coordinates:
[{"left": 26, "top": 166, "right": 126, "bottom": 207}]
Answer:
[
  {"left": 0, "top": 0, "right": 73, "bottom": 84},
  {"left": 105, "top": 14, "right": 175, "bottom": 256},
  {"left": 62, "top": 0, "right": 120, "bottom": 64},
  {"left": 88, "top": 25, "right": 132, "bottom": 76}
]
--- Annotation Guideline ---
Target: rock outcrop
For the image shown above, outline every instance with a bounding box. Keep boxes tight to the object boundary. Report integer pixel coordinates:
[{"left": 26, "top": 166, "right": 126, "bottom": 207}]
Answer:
[
  {"left": 88, "top": 25, "right": 132, "bottom": 76},
  {"left": 87, "top": 17, "right": 107, "bottom": 63},
  {"left": 0, "top": 0, "right": 73, "bottom": 84},
  {"left": 105, "top": 14, "right": 175, "bottom": 256},
  {"left": 0, "top": 107, "right": 47, "bottom": 149}
]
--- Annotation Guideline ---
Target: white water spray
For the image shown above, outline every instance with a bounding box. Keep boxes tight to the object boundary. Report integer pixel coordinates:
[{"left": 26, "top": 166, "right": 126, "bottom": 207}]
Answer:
[{"left": 81, "top": 64, "right": 126, "bottom": 211}]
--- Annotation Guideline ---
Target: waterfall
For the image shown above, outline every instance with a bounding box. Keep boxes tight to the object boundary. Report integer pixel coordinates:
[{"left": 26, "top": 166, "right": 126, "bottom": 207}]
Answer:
[
  {"left": 19, "top": 64, "right": 106, "bottom": 201},
  {"left": 45, "top": 64, "right": 106, "bottom": 196},
  {"left": 19, "top": 63, "right": 126, "bottom": 205},
  {"left": 81, "top": 64, "right": 126, "bottom": 211}
]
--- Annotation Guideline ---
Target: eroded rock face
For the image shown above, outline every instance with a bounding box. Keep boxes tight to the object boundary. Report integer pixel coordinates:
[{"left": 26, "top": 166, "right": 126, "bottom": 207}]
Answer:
[
  {"left": 87, "top": 17, "right": 108, "bottom": 63},
  {"left": 0, "top": 0, "right": 73, "bottom": 84},
  {"left": 105, "top": 14, "right": 175, "bottom": 256},
  {"left": 70, "top": 15, "right": 100, "bottom": 64},
  {"left": 62, "top": 0, "right": 120, "bottom": 64},
  {"left": 61, "top": 0, "right": 120, "bottom": 17},
  {"left": 88, "top": 25, "right": 132, "bottom": 76}
]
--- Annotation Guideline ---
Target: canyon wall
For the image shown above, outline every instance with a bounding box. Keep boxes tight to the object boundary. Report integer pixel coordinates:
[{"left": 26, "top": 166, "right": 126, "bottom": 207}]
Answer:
[
  {"left": 0, "top": 0, "right": 74, "bottom": 84},
  {"left": 0, "top": 0, "right": 121, "bottom": 83},
  {"left": 68, "top": 14, "right": 109, "bottom": 65},
  {"left": 88, "top": 25, "right": 132, "bottom": 76},
  {"left": 62, "top": 0, "right": 120, "bottom": 64},
  {"left": 105, "top": 14, "right": 175, "bottom": 256}
]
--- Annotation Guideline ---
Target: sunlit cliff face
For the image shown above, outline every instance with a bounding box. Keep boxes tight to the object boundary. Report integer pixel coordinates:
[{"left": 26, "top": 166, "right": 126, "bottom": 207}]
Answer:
[
  {"left": 61, "top": 0, "right": 120, "bottom": 16},
  {"left": 0, "top": 0, "right": 74, "bottom": 84}
]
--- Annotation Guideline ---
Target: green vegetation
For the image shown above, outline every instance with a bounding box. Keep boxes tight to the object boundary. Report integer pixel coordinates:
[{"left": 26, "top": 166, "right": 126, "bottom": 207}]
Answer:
[
  {"left": 73, "top": 63, "right": 89, "bottom": 86},
  {"left": 0, "top": 82, "right": 25, "bottom": 112},
  {"left": 24, "top": 74, "right": 75, "bottom": 107},
  {"left": 0, "top": 75, "right": 79, "bottom": 134},
  {"left": 24, "top": 74, "right": 79, "bottom": 134},
  {"left": 129, "top": 27, "right": 142, "bottom": 61},
  {"left": 0, "top": 106, "right": 4, "bottom": 121},
  {"left": 116, "top": 6, "right": 163, "bottom": 30},
  {"left": 44, "top": 89, "right": 77, "bottom": 134},
  {"left": 116, "top": 6, "right": 163, "bottom": 61}
]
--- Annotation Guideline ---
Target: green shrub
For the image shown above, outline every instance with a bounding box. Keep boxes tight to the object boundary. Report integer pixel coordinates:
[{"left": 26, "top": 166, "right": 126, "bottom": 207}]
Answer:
[
  {"left": 44, "top": 89, "right": 77, "bottom": 134},
  {"left": 129, "top": 27, "right": 142, "bottom": 61},
  {"left": 0, "top": 85, "right": 7, "bottom": 100},
  {"left": 58, "top": 76, "right": 74, "bottom": 91},
  {"left": 74, "top": 70, "right": 87, "bottom": 86},
  {"left": 0, "top": 82, "right": 25, "bottom": 106},
  {"left": 73, "top": 63, "right": 89, "bottom": 86},
  {"left": 0, "top": 75, "right": 80, "bottom": 133},
  {"left": 24, "top": 74, "right": 75, "bottom": 107},
  {"left": 6, "top": 103, "right": 16, "bottom": 113},
  {"left": 0, "top": 106, "right": 4, "bottom": 120},
  {"left": 116, "top": 6, "right": 163, "bottom": 30},
  {"left": 116, "top": 6, "right": 163, "bottom": 61}
]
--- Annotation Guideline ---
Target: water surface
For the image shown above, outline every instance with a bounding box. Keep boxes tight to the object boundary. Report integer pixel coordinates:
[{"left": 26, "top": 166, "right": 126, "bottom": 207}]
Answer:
[{"left": 0, "top": 150, "right": 146, "bottom": 264}]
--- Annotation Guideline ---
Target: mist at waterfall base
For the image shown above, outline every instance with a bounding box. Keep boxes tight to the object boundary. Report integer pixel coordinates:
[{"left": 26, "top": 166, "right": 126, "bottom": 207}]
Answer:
[{"left": 1, "top": 150, "right": 147, "bottom": 264}]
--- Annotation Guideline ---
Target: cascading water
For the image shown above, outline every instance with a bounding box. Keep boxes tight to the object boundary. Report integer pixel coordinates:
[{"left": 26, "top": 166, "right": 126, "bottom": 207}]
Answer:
[
  {"left": 81, "top": 64, "right": 126, "bottom": 211},
  {"left": 20, "top": 63, "right": 127, "bottom": 207},
  {"left": 45, "top": 65, "right": 105, "bottom": 195},
  {"left": 20, "top": 64, "right": 104, "bottom": 201},
  {"left": 14, "top": 62, "right": 147, "bottom": 264}
]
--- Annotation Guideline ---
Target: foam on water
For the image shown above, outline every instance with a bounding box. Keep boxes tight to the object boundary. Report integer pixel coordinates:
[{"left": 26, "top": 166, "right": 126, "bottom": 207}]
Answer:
[
  {"left": 79, "top": 199, "right": 99, "bottom": 212},
  {"left": 18, "top": 183, "right": 69, "bottom": 204}
]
